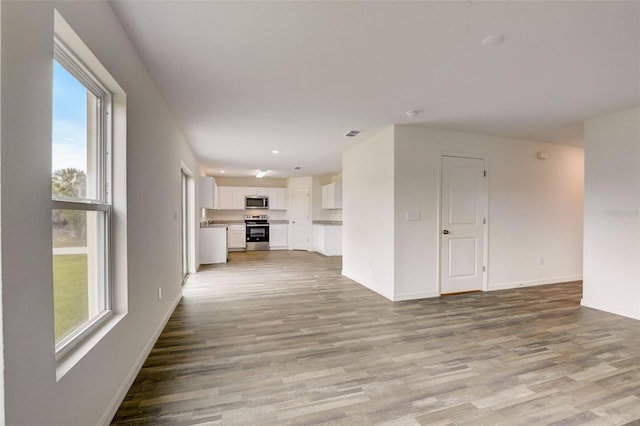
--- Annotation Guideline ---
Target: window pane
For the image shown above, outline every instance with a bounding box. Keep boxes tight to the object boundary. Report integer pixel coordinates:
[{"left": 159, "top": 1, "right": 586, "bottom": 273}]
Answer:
[
  {"left": 52, "top": 60, "right": 99, "bottom": 200},
  {"left": 52, "top": 209, "right": 105, "bottom": 343}
]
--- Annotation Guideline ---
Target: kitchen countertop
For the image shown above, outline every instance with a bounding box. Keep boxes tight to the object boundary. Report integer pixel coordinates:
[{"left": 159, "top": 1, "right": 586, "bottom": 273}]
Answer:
[
  {"left": 207, "top": 220, "right": 244, "bottom": 224},
  {"left": 204, "top": 220, "right": 290, "bottom": 226},
  {"left": 312, "top": 220, "right": 343, "bottom": 226},
  {"left": 200, "top": 223, "right": 229, "bottom": 228}
]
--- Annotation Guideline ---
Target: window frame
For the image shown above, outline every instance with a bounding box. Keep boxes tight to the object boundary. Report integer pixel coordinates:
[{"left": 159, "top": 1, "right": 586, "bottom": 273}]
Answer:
[{"left": 52, "top": 36, "right": 114, "bottom": 358}]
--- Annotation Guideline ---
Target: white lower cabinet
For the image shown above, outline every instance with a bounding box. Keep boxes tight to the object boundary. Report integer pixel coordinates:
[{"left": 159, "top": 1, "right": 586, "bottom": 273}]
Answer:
[
  {"left": 269, "top": 224, "right": 288, "bottom": 249},
  {"left": 312, "top": 225, "right": 325, "bottom": 252},
  {"left": 228, "top": 224, "right": 246, "bottom": 250},
  {"left": 199, "top": 226, "right": 227, "bottom": 264},
  {"left": 312, "top": 225, "right": 342, "bottom": 256}
]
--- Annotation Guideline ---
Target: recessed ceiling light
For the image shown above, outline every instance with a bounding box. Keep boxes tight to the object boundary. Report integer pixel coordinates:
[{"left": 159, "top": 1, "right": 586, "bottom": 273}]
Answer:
[
  {"left": 294, "top": 166, "right": 301, "bottom": 170},
  {"left": 482, "top": 34, "right": 505, "bottom": 47},
  {"left": 345, "top": 130, "right": 360, "bottom": 137},
  {"left": 255, "top": 170, "right": 268, "bottom": 178},
  {"left": 406, "top": 110, "right": 421, "bottom": 118},
  {"left": 220, "top": 170, "right": 225, "bottom": 173},
  {"left": 272, "top": 150, "right": 280, "bottom": 154}
]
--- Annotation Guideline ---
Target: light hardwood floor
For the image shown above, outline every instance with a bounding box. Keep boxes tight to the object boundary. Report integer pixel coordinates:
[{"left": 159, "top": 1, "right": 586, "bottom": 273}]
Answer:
[{"left": 112, "top": 251, "right": 640, "bottom": 425}]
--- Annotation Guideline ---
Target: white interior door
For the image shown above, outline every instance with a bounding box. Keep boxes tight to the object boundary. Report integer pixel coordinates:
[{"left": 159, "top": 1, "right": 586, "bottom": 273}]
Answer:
[
  {"left": 440, "top": 156, "right": 486, "bottom": 294},
  {"left": 291, "top": 188, "right": 310, "bottom": 250}
]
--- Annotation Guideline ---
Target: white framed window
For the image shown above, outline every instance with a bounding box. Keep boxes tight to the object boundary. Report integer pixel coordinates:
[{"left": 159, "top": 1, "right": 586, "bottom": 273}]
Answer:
[{"left": 52, "top": 11, "right": 127, "bottom": 369}]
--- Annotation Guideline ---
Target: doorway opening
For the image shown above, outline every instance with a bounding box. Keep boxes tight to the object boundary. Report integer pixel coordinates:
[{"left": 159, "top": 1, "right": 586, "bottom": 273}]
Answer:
[{"left": 181, "top": 167, "right": 194, "bottom": 284}]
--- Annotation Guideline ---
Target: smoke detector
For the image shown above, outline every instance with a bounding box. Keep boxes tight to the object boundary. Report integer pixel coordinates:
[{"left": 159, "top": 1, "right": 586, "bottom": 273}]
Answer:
[{"left": 345, "top": 130, "right": 360, "bottom": 137}]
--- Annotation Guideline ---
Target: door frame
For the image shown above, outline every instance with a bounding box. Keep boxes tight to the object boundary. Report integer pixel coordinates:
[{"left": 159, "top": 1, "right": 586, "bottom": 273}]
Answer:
[
  {"left": 180, "top": 162, "right": 197, "bottom": 281},
  {"left": 438, "top": 153, "right": 490, "bottom": 295}
]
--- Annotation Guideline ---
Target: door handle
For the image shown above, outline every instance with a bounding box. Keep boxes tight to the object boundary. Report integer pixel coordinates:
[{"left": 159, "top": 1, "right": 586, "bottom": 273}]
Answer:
[{"left": 443, "top": 230, "right": 450, "bottom": 234}]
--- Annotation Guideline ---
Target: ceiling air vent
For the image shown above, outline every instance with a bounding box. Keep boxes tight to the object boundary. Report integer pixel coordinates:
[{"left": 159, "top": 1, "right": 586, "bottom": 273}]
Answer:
[{"left": 345, "top": 130, "right": 360, "bottom": 137}]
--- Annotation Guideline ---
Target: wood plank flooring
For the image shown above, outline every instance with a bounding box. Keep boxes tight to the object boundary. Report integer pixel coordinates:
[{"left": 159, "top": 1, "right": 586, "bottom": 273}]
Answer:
[{"left": 111, "top": 251, "right": 640, "bottom": 425}]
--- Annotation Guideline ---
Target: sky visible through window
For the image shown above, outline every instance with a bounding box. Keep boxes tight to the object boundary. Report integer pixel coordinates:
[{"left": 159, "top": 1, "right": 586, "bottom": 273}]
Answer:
[{"left": 52, "top": 60, "right": 87, "bottom": 173}]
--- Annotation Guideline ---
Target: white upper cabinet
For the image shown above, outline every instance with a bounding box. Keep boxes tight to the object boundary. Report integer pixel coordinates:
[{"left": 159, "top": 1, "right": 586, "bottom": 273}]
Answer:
[
  {"left": 217, "top": 186, "right": 234, "bottom": 210},
  {"left": 215, "top": 186, "right": 287, "bottom": 210},
  {"left": 246, "top": 187, "right": 269, "bottom": 197},
  {"left": 321, "top": 182, "right": 342, "bottom": 209},
  {"left": 232, "top": 187, "right": 246, "bottom": 210},
  {"left": 198, "top": 177, "right": 216, "bottom": 209},
  {"left": 268, "top": 188, "right": 287, "bottom": 210},
  {"left": 217, "top": 186, "right": 247, "bottom": 210}
]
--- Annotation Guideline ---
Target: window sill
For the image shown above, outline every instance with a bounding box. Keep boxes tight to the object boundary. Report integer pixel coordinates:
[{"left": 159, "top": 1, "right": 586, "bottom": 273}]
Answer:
[{"left": 55, "top": 311, "right": 126, "bottom": 381}]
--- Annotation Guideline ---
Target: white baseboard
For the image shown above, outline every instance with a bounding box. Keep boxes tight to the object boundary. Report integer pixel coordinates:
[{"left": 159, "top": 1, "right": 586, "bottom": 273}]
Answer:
[
  {"left": 488, "top": 275, "right": 582, "bottom": 291},
  {"left": 341, "top": 269, "right": 363, "bottom": 284},
  {"left": 341, "top": 270, "right": 394, "bottom": 301},
  {"left": 580, "top": 298, "right": 640, "bottom": 321},
  {"left": 99, "top": 291, "right": 183, "bottom": 426},
  {"left": 393, "top": 290, "right": 439, "bottom": 301}
]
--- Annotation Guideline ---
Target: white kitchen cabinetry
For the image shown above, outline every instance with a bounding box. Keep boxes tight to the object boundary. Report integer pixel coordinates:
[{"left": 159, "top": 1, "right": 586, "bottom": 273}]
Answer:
[
  {"left": 217, "top": 186, "right": 248, "bottom": 210},
  {"left": 228, "top": 224, "right": 246, "bottom": 250},
  {"left": 232, "top": 187, "right": 246, "bottom": 210},
  {"left": 217, "top": 186, "right": 234, "bottom": 210},
  {"left": 269, "top": 224, "right": 288, "bottom": 249},
  {"left": 312, "top": 225, "right": 342, "bottom": 256},
  {"left": 268, "top": 188, "right": 287, "bottom": 210},
  {"left": 198, "top": 177, "right": 216, "bottom": 209},
  {"left": 215, "top": 185, "right": 287, "bottom": 210},
  {"left": 246, "top": 187, "right": 269, "bottom": 196},
  {"left": 312, "top": 225, "right": 325, "bottom": 253},
  {"left": 321, "top": 183, "right": 342, "bottom": 209},
  {"left": 199, "top": 226, "right": 227, "bottom": 264}
]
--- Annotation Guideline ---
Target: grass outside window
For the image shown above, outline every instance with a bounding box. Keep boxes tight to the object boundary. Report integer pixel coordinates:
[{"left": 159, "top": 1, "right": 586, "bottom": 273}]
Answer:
[{"left": 53, "top": 254, "right": 88, "bottom": 341}]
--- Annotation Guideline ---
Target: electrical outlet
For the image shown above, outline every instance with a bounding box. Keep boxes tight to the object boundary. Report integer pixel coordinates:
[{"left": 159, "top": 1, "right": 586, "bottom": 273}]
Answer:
[{"left": 158, "top": 287, "right": 162, "bottom": 301}]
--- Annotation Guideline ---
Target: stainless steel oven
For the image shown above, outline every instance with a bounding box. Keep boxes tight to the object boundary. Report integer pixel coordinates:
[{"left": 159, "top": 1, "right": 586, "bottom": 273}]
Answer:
[{"left": 245, "top": 215, "right": 270, "bottom": 250}]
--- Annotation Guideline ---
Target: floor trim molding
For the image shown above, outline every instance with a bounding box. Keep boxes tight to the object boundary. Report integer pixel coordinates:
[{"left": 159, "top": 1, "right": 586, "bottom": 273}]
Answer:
[
  {"left": 393, "top": 290, "right": 439, "bottom": 301},
  {"left": 99, "top": 292, "right": 183, "bottom": 426},
  {"left": 488, "top": 275, "right": 582, "bottom": 291}
]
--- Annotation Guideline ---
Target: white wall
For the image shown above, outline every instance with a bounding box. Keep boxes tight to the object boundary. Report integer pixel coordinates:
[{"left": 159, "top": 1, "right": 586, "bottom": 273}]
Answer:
[
  {"left": 287, "top": 176, "right": 312, "bottom": 191},
  {"left": 343, "top": 125, "right": 584, "bottom": 302},
  {"left": 342, "top": 127, "right": 395, "bottom": 299},
  {"left": 1, "top": 2, "right": 200, "bottom": 424},
  {"left": 393, "top": 126, "right": 584, "bottom": 300},
  {"left": 0, "top": 0, "right": 4, "bottom": 420},
  {"left": 583, "top": 107, "right": 640, "bottom": 320}
]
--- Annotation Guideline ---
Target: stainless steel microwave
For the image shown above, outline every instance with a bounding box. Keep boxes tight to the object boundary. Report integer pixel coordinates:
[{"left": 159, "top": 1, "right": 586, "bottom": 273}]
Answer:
[{"left": 245, "top": 195, "right": 269, "bottom": 209}]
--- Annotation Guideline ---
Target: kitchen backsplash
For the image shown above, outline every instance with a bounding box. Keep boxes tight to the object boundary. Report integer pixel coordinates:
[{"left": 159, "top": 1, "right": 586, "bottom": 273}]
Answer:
[{"left": 205, "top": 209, "right": 289, "bottom": 222}]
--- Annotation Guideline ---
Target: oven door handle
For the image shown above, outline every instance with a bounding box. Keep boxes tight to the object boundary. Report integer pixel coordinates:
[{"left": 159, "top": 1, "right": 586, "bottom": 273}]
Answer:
[{"left": 246, "top": 224, "right": 269, "bottom": 227}]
